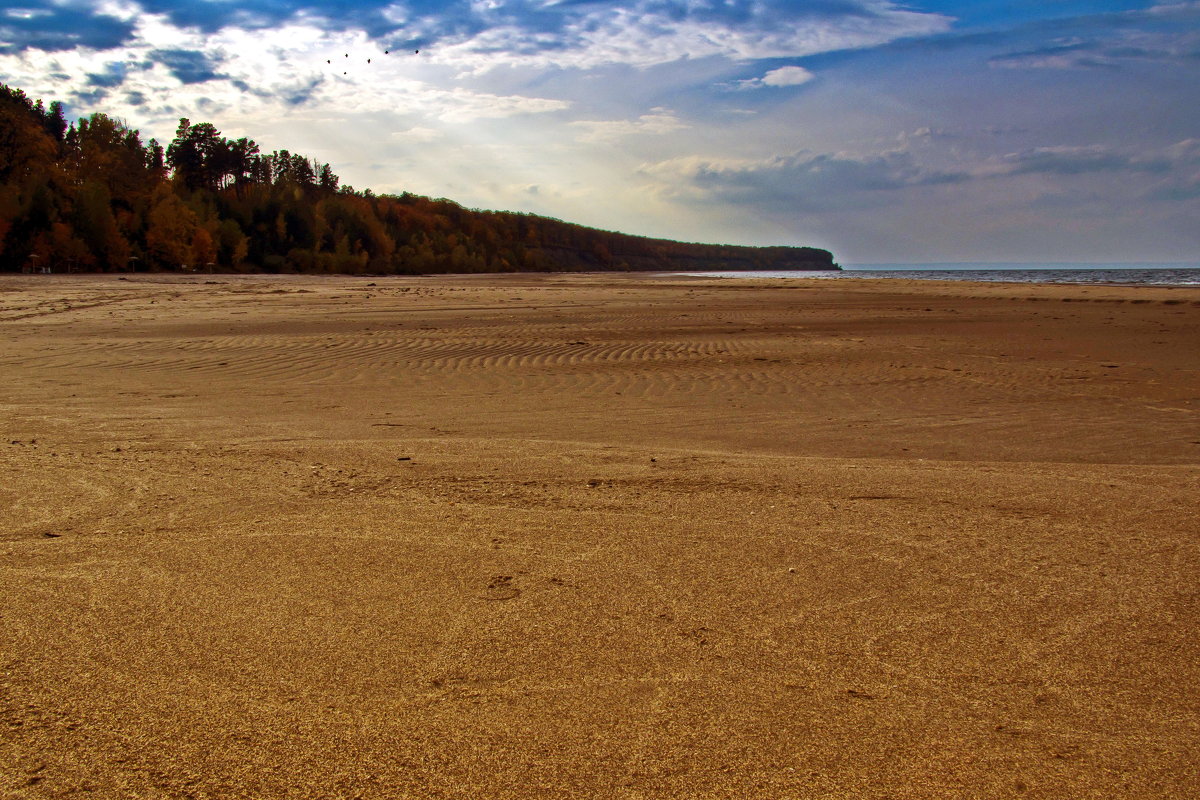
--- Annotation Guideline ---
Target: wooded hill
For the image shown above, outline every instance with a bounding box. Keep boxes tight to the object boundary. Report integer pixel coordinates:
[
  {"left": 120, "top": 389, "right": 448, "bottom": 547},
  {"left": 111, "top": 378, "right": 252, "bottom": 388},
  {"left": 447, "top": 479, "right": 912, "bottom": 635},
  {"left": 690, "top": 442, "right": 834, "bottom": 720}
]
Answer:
[{"left": 0, "top": 84, "right": 836, "bottom": 275}]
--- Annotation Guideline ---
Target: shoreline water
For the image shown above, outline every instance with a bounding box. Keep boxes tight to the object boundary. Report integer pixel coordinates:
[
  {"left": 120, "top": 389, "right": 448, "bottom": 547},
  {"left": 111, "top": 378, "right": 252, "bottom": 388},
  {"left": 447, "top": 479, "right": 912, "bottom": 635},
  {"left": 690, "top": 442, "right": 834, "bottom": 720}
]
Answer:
[
  {"left": 680, "top": 264, "right": 1200, "bottom": 287},
  {"left": 847, "top": 261, "right": 1200, "bottom": 270}
]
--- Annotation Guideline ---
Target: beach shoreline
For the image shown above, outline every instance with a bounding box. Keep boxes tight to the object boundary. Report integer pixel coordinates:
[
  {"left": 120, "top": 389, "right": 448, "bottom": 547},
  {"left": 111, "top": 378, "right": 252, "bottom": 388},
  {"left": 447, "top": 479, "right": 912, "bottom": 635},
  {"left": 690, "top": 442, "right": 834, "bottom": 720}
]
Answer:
[{"left": 2, "top": 273, "right": 1198, "bottom": 797}]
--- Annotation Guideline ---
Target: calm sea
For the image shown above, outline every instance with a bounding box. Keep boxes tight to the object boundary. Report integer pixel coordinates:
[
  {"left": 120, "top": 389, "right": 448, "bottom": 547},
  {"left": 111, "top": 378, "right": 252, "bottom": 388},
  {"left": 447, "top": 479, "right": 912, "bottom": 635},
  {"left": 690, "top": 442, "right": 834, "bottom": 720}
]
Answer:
[{"left": 681, "top": 263, "right": 1200, "bottom": 287}]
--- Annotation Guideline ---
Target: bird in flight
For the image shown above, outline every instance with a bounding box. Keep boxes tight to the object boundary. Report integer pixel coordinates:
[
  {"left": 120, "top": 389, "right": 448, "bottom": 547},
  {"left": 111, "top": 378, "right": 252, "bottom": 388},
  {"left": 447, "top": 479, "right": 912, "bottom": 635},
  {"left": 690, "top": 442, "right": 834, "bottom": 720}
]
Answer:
[{"left": 327, "top": 45, "right": 423, "bottom": 74}]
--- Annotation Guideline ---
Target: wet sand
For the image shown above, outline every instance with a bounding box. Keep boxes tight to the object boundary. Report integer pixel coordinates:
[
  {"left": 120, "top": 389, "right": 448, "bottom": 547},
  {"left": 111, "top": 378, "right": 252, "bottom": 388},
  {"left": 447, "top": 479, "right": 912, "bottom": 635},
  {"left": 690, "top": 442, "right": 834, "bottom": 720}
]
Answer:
[{"left": 2, "top": 273, "right": 1198, "bottom": 798}]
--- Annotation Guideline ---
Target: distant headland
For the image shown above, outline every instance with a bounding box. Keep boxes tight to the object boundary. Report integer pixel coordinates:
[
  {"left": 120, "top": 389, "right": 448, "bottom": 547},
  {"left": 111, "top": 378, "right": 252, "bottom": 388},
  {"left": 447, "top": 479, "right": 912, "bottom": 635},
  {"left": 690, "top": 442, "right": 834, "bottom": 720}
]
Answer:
[{"left": 0, "top": 83, "right": 836, "bottom": 276}]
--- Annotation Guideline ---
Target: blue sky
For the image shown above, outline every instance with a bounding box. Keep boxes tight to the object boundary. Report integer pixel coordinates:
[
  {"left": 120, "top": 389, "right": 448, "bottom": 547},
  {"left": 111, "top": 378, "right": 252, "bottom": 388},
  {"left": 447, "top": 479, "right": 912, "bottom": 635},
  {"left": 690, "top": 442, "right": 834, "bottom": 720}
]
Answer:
[{"left": 2, "top": 1, "right": 1197, "bottom": 262}]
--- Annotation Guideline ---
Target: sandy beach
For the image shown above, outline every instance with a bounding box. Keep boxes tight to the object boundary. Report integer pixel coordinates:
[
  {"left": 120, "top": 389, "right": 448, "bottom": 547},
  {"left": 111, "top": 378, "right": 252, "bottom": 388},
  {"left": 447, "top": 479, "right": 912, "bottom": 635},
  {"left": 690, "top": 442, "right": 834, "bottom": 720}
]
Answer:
[{"left": 1, "top": 272, "right": 1198, "bottom": 798}]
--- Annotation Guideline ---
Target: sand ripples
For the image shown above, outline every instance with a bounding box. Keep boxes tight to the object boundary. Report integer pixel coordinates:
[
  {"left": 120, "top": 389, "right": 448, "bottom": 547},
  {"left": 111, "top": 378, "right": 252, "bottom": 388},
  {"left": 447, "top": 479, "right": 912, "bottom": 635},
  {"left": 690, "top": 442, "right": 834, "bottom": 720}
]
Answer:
[
  {"left": 4, "top": 326, "right": 1120, "bottom": 415},
  {"left": 5, "top": 331, "right": 793, "bottom": 389}
]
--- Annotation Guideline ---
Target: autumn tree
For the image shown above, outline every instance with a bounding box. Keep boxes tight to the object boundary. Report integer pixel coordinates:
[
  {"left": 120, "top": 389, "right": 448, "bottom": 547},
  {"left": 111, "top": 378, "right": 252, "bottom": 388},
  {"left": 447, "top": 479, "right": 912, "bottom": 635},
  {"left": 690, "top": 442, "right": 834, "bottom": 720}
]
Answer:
[
  {"left": 0, "top": 87, "right": 59, "bottom": 185},
  {"left": 1, "top": 82, "right": 835, "bottom": 275},
  {"left": 144, "top": 184, "right": 199, "bottom": 268},
  {"left": 74, "top": 182, "right": 129, "bottom": 270}
]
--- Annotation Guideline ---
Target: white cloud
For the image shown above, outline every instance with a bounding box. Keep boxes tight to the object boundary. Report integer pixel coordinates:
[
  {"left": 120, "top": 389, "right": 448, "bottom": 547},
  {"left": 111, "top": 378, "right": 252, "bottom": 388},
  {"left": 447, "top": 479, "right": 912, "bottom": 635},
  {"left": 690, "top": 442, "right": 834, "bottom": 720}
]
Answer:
[
  {"left": 92, "top": 0, "right": 142, "bottom": 23},
  {"left": 761, "top": 66, "right": 814, "bottom": 87},
  {"left": 1148, "top": 2, "right": 1200, "bottom": 14},
  {"left": 732, "top": 65, "right": 814, "bottom": 90},
  {"left": 432, "top": 2, "right": 952, "bottom": 73},
  {"left": 5, "top": 8, "right": 52, "bottom": 20},
  {"left": 570, "top": 109, "right": 688, "bottom": 143},
  {"left": 413, "top": 86, "right": 569, "bottom": 122},
  {"left": 389, "top": 126, "right": 439, "bottom": 142},
  {"left": 0, "top": 10, "right": 570, "bottom": 146},
  {"left": 379, "top": 3, "right": 411, "bottom": 26}
]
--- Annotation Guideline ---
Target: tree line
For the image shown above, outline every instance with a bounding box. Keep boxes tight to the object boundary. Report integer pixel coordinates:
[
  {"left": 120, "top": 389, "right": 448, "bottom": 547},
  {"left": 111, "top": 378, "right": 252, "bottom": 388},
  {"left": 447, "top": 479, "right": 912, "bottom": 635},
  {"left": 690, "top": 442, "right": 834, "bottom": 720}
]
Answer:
[{"left": 0, "top": 84, "right": 835, "bottom": 275}]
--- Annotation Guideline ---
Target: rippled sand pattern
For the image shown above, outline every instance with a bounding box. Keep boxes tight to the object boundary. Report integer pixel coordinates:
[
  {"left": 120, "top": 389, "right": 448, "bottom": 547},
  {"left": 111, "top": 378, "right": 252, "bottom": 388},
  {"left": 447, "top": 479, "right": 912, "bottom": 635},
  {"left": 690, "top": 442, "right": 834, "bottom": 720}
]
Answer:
[{"left": 1, "top": 273, "right": 1198, "bottom": 798}]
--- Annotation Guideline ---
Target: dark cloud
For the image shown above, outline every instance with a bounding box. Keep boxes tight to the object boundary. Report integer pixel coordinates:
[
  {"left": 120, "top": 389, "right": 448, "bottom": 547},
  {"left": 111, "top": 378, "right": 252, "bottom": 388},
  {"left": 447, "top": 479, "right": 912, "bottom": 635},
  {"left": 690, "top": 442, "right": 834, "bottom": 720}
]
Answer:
[
  {"left": 227, "top": 75, "right": 323, "bottom": 107},
  {"left": 87, "top": 64, "right": 129, "bottom": 88},
  {"left": 993, "top": 143, "right": 1192, "bottom": 177},
  {"left": 670, "top": 150, "right": 968, "bottom": 212},
  {"left": 281, "top": 77, "right": 324, "bottom": 106},
  {"left": 149, "top": 49, "right": 225, "bottom": 84},
  {"left": 0, "top": 4, "right": 134, "bottom": 53},
  {"left": 133, "top": 0, "right": 474, "bottom": 39},
  {"left": 1143, "top": 177, "right": 1200, "bottom": 202},
  {"left": 136, "top": 0, "right": 397, "bottom": 33},
  {"left": 664, "top": 136, "right": 1200, "bottom": 217},
  {"left": 1005, "top": 148, "right": 1140, "bottom": 174},
  {"left": 69, "top": 88, "right": 110, "bottom": 106},
  {"left": 0, "top": 0, "right": 451, "bottom": 51}
]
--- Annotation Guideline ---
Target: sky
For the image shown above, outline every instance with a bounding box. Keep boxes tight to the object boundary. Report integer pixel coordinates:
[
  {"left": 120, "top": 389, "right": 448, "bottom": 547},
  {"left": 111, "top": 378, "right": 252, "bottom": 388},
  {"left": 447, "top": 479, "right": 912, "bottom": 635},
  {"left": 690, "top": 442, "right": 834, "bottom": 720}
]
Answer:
[{"left": 1, "top": 1, "right": 1198, "bottom": 264}]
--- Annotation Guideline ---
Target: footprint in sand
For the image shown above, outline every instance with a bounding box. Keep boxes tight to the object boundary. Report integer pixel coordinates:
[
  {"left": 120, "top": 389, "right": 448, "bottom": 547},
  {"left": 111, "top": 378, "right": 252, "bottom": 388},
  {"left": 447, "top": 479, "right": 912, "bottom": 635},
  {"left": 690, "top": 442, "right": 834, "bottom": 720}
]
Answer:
[{"left": 480, "top": 574, "right": 521, "bottom": 601}]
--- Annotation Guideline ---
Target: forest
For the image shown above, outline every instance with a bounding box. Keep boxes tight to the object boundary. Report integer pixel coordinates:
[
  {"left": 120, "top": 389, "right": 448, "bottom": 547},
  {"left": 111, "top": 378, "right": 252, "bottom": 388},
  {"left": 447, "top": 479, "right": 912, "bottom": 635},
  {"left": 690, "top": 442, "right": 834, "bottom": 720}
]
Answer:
[{"left": 0, "top": 84, "right": 836, "bottom": 275}]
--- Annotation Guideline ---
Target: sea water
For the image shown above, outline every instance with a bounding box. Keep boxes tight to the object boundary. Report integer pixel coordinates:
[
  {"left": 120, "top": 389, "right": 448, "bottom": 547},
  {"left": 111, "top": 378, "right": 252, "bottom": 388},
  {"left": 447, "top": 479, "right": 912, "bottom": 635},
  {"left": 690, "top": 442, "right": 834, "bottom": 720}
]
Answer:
[{"left": 680, "top": 263, "right": 1200, "bottom": 287}]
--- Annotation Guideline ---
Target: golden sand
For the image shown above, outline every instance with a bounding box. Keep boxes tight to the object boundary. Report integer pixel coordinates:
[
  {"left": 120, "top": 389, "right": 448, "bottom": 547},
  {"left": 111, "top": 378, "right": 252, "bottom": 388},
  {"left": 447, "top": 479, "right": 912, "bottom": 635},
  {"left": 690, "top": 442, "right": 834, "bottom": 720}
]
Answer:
[{"left": 2, "top": 273, "right": 1198, "bottom": 798}]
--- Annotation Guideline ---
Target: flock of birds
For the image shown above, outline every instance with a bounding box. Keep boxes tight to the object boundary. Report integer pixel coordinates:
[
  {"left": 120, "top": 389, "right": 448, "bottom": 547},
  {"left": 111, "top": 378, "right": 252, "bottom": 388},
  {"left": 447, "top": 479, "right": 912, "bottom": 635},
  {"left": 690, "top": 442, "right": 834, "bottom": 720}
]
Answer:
[{"left": 328, "top": 48, "right": 421, "bottom": 75}]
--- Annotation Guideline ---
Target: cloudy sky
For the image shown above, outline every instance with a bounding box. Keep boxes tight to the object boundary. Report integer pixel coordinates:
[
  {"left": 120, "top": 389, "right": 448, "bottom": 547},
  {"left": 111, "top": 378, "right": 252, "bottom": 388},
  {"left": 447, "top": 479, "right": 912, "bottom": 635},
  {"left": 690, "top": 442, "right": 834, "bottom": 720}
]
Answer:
[{"left": 2, "top": 1, "right": 1198, "bottom": 263}]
